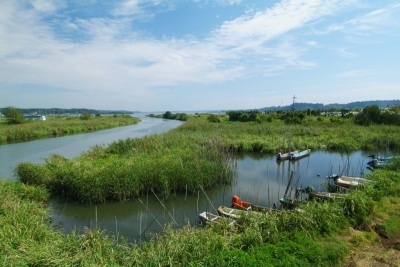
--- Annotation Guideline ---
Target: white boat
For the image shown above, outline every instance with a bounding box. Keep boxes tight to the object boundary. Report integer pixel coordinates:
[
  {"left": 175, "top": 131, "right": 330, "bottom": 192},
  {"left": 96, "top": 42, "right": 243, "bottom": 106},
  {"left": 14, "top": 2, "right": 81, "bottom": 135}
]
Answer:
[
  {"left": 329, "top": 175, "right": 372, "bottom": 188},
  {"left": 198, "top": 211, "right": 235, "bottom": 226},
  {"left": 217, "top": 205, "right": 263, "bottom": 220}
]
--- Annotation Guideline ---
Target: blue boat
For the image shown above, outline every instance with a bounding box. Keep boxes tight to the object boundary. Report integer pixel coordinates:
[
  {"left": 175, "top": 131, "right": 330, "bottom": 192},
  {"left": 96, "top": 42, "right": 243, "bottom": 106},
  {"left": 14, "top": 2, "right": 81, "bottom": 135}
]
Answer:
[
  {"left": 367, "top": 154, "right": 394, "bottom": 169},
  {"left": 290, "top": 149, "right": 311, "bottom": 160}
]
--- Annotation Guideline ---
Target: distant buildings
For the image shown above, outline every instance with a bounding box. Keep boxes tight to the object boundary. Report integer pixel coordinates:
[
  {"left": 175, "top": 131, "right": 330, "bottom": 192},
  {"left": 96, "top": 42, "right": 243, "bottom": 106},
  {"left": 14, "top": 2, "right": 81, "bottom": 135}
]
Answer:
[{"left": 24, "top": 115, "right": 46, "bottom": 121}]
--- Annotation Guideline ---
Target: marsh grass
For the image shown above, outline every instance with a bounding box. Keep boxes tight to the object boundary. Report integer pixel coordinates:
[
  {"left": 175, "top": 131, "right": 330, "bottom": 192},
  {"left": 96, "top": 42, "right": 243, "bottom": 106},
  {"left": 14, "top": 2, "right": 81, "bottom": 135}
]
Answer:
[
  {"left": 0, "top": 115, "right": 139, "bottom": 144},
  {"left": 16, "top": 114, "right": 400, "bottom": 204},
  {"left": 17, "top": 129, "right": 235, "bottom": 203},
  {"left": 7, "top": 115, "right": 400, "bottom": 265}
]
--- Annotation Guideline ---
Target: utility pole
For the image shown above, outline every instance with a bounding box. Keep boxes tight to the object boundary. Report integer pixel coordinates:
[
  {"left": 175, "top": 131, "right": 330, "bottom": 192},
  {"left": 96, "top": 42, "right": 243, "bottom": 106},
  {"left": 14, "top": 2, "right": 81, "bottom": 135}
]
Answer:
[{"left": 292, "top": 94, "right": 296, "bottom": 119}]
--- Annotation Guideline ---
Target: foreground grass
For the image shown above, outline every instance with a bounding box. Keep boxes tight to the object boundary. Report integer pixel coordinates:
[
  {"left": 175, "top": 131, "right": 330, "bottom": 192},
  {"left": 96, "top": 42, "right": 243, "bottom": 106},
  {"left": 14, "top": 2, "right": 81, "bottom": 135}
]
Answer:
[
  {"left": 2, "top": 160, "right": 400, "bottom": 266},
  {"left": 0, "top": 115, "right": 140, "bottom": 144}
]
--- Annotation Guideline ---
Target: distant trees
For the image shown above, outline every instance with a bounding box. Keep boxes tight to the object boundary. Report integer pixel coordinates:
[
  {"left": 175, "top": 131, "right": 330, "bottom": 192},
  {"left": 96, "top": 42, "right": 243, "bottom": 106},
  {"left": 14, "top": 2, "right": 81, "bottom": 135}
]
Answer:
[
  {"left": 3, "top": 106, "right": 25, "bottom": 124},
  {"left": 162, "top": 111, "right": 187, "bottom": 121},
  {"left": 80, "top": 112, "right": 92, "bottom": 120},
  {"left": 207, "top": 114, "right": 220, "bottom": 123},
  {"left": 226, "top": 110, "right": 261, "bottom": 122},
  {"left": 354, "top": 105, "right": 400, "bottom": 126}
]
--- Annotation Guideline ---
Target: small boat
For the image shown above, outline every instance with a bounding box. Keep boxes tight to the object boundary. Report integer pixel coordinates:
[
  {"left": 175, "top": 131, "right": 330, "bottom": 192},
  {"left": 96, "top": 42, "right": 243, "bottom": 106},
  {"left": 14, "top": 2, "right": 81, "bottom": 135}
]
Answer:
[
  {"left": 302, "top": 185, "right": 346, "bottom": 200},
  {"left": 217, "top": 205, "right": 263, "bottom": 219},
  {"left": 307, "top": 191, "right": 347, "bottom": 200},
  {"left": 231, "top": 195, "right": 274, "bottom": 213},
  {"left": 328, "top": 174, "right": 372, "bottom": 188},
  {"left": 280, "top": 170, "right": 300, "bottom": 209},
  {"left": 367, "top": 155, "right": 394, "bottom": 169},
  {"left": 198, "top": 211, "right": 235, "bottom": 226},
  {"left": 279, "top": 197, "right": 299, "bottom": 209},
  {"left": 277, "top": 150, "right": 299, "bottom": 160},
  {"left": 368, "top": 158, "right": 390, "bottom": 169},
  {"left": 289, "top": 149, "right": 311, "bottom": 160}
]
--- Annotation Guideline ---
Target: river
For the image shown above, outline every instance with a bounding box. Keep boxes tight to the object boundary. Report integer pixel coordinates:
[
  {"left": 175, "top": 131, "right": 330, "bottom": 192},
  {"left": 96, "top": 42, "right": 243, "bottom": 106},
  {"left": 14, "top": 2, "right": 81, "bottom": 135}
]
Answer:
[{"left": 0, "top": 115, "right": 378, "bottom": 243}]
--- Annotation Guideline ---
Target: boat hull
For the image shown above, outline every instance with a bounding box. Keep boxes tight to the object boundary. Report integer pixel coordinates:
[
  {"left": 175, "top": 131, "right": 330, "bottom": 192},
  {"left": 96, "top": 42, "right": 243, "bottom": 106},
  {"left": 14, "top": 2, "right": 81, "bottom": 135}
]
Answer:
[{"left": 289, "top": 149, "right": 311, "bottom": 160}]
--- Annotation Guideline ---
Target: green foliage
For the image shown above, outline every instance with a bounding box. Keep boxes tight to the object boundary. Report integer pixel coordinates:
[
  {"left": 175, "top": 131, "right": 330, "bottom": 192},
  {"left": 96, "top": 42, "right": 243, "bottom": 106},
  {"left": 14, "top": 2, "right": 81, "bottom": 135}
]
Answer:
[
  {"left": 207, "top": 114, "right": 221, "bottom": 123},
  {"left": 158, "top": 111, "right": 188, "bottom": 121},
  {"left": 226, "top": 110, "right": 261, "bottom": 122},
  {"left": 80, "top": 112, "right": 92, "bottom": 120},
  {"left": 354, "top": 105, "right": 400, "bottom": 126},
  {"left": 342, "top": 190, "right": 374, "bottom": 227},
  {"left": 383, "top": 214, "right": 400, "bottom": 235},
  {"left": 3, "top": 106, "right": 25, "bottom": 124}
]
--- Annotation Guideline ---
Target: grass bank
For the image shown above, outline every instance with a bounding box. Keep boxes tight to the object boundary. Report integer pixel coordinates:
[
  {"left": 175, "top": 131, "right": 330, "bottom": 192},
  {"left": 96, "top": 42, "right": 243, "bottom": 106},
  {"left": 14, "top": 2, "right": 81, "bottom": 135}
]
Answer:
[
  {"left": 0, "top": 115, "right": 140, "bottom": 144},
  {"left": 2, "top": 159, "right": 400, "bottom": 266},
  {"left": 177, "top": 114, "right": 400, "bottom": 152}
]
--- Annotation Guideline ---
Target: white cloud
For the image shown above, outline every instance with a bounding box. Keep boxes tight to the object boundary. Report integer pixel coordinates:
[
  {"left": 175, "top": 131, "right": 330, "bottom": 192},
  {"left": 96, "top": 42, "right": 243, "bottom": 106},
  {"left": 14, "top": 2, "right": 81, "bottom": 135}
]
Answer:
[
  {"left": 338, "top": 70, "right": 374, "bottom": 78},
  {"left": 30, "top": 0, "right": 66, "bottom": 14},
  {"left": 0, "top": 0, "right": 398, "bottom": 110}
]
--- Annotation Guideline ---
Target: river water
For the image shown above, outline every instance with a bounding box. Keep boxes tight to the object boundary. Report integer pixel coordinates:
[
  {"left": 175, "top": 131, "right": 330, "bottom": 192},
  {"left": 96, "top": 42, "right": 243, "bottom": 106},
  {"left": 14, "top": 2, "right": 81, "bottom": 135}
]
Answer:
[{"left": 0, "top": 115, "right": 382, "bottom": 243}]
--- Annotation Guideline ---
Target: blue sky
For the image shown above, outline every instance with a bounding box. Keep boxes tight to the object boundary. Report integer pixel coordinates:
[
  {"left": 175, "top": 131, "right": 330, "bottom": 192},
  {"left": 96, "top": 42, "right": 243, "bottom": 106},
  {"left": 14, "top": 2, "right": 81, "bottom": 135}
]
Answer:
[{"left": 0, "top": 0, "right": 399, "bottom": 112}]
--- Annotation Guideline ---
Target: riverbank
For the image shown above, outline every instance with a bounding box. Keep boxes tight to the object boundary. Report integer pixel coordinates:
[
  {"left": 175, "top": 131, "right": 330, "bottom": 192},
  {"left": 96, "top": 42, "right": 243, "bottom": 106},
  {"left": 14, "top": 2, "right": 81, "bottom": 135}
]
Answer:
[{"left": 0, "top": 115, "right": 140, "bottom": 144}]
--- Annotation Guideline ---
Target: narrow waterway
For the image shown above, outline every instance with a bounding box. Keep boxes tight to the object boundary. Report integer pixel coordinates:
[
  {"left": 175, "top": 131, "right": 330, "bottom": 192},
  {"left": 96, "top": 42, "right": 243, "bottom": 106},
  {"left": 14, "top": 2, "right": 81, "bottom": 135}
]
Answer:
[
  {"left": 0, "top": 116, "right": 381, "bottom": 243},
  {"left": 49, "top": 150, "right": 374, "bottom": 243},
  {"left": 0, "top": 114, "right": 183, "bottom": 179}
]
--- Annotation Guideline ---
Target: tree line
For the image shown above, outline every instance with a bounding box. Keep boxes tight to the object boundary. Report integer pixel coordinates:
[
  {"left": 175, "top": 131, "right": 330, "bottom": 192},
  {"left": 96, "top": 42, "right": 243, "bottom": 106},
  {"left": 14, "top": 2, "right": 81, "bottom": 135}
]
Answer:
[{"left": 224, "top": 105, "right": 400, "bottom": 126}]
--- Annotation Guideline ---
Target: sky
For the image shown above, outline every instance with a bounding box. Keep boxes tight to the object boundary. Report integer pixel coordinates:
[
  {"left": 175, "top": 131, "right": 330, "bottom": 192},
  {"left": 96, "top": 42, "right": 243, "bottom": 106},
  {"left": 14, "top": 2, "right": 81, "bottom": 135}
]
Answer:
[{"left": 0, "top": 0, "right": 399, "bottom": 112}]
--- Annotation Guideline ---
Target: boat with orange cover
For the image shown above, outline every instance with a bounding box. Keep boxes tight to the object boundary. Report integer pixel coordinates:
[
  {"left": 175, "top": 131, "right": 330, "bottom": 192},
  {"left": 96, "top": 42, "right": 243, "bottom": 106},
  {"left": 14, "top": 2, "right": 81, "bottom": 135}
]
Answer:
[{"left": 231, "top": 195, "right": 273, "bottom": 213}]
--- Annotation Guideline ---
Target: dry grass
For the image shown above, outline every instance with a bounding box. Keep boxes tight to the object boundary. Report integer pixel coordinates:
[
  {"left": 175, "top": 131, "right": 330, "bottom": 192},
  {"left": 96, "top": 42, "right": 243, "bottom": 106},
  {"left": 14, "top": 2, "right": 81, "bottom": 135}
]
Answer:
[
  {"left": 342, "top": 203, "right": 400, "bottom": 267},
  {"left": 343, "top": 235, "right": 400, "bottom": 267}
]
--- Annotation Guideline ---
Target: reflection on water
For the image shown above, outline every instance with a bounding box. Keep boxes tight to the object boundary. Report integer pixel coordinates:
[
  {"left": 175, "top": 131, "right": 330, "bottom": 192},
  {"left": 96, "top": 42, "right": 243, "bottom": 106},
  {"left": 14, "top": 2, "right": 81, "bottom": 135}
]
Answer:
[{"left": 49, "top": 149, "right": 375, "bottom": 243}]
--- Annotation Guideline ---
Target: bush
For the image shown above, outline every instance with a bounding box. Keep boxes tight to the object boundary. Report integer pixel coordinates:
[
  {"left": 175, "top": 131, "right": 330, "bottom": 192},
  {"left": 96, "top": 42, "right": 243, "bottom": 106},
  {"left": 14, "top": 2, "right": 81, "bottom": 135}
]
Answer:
[{"left": 207, "top": 114, "right": 221, "bottom": 123}]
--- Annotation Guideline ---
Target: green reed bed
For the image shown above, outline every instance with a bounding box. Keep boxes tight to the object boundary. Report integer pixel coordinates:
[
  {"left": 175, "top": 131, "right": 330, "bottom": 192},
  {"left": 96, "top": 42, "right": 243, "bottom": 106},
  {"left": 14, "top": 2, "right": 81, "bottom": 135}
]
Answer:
[
  {"left": 177, "top": 115, "right": 400, "bottom": 152},
  {"left": 0, "top": 115, "right": 139, "bottom": 143},
  {"left": 17, "top": 129, "right": 234, "bottom": 203}
]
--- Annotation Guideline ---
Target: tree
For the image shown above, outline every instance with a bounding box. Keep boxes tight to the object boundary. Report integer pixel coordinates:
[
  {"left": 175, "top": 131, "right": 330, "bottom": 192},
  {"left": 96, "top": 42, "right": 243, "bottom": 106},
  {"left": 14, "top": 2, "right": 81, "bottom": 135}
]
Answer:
[
  {"left": 354, "top": 105, "right": 381, "bottom": 126},
  {"left": 3, "top": 106, "right": 25, "bottom": 124},
  {"left": 163, "top": 111, "right": 173, "bottom": 119},
  {"left": 80, "top": 112, "right": 92, "bottom": 120},
  {"left": 207, "top": 114, "right": 220, "bottom": 123}
]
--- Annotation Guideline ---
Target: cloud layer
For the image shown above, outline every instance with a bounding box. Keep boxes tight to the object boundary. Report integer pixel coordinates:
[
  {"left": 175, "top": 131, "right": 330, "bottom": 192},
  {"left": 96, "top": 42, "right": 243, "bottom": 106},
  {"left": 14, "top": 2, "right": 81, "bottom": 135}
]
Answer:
[{"left": 0, "top": 0, "right": 399, "bottom": 111}]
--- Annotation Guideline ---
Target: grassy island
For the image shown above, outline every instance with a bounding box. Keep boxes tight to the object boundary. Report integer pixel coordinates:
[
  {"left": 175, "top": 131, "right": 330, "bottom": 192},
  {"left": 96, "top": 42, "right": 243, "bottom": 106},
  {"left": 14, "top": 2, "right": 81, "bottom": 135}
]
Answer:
[{"left": 0, "top": 114, "right": 140, "bottom": 144}]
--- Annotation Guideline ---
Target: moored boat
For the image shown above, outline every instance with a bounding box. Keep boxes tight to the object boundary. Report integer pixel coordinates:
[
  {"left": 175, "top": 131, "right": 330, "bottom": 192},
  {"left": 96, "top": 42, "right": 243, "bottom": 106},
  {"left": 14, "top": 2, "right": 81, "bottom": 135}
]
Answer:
[
  {"left": 231, "top": 195, "right": 275, "bottom": 213},
  {"left": 217, "top": 205, "right": 262, "bottom": 220},
  {"left": 367, "top": 154, "right": 395, "bottom": 169},
  {"left": 277, "top": 150, "right": 299, "bottom": 160},
  {"left": 328, "top": 174, "right": 372, "bottom": 188},
  {"left": 302, "top": 185, "right": 346, "bottom": 200},
  {"left": 198, "top": 211, "right": 235, "bottom": 226},
  {"left": 307, "top": 191, "right": 347, "bottom": 200},
  {"left": 279, "top": 197, "right": 299, "bottom": 209},
  {"left": 289, "top": 149, "right": 311, "bottom": 160}
]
